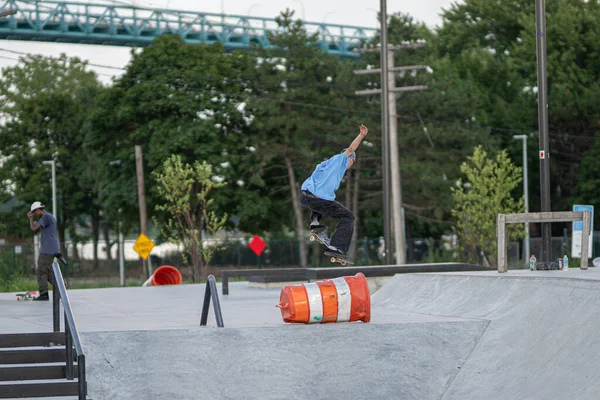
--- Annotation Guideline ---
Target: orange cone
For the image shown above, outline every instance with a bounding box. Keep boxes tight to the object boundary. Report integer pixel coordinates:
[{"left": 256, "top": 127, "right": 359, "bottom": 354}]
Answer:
[
  {"left": 142, "top": 265, "right": 182, "bottom": 286},
  {"left": 276, "top": 273, "right": 371, "bottom": 324}
]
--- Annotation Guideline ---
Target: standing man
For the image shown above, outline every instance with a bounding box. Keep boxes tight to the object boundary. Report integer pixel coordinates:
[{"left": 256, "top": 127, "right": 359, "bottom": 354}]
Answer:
[
  {"left": 27, "top": 201, "right": 60, "bottom": 301},
  {"left": 299, "top": 124, "right": 369, "bottom": 258}
]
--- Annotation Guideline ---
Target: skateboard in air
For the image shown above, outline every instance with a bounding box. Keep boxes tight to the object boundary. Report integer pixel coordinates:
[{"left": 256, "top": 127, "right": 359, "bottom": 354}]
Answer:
[
  {"left": 324, "top": 251, "right": 354, "bottom": 266},
  {"left": 310, "top": 231, "right": 331, "bottom": 247},
  {"left": 16, "top": 291, "right": 38, "bottom": 301},
  {"left": 309, "top": 231, "right": 354, "bottom": 266}
]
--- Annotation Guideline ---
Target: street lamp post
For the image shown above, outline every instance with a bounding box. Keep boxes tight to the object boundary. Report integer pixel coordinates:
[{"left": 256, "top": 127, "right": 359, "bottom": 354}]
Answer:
[
  {"left": 513, "top": 135, "right": 530, "bottom": 266},
  {"left": 322, "top": 11, "right": 335, "bottom": 22},
  {"left": 110, "top": 160, "right": 126, "bottom": 287},
  {"left": 118, "top": 208, "right": 125, "bottom": 287},
  {"left": 292, "top": 0, "right": 306, "bottom": 20},
  {"left": 247, "top": 3, "right": 260, "bottom": 15},
  {"left": 41, "top": 160, "right": 57, "bottom": 219}
]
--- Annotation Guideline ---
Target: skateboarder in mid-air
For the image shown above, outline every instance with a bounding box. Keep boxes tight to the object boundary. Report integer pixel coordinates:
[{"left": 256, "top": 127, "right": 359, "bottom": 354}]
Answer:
[{"left": 300, "top": 124, "right": 369, "bottom": 260}]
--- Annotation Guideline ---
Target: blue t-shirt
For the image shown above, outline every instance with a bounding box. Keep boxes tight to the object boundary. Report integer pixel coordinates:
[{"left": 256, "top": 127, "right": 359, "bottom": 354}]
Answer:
[
  {"left": 39, "top": 212, "right": 60, "bottom": 254},
  {"left": 301, "top": 153, "right": 351, "bottom": 201}
]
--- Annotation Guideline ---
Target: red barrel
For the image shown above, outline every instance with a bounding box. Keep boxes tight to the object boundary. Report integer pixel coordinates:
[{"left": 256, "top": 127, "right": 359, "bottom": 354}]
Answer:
[
  {"left": 276, "top": 273, "right": 371, "bottom": 324},
  {"left": 143, "top": 265, "right": 182, "bottom": 286}
]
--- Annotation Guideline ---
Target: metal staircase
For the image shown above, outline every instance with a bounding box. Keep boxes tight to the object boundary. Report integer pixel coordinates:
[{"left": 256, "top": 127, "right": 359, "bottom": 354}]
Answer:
[
  {"left": 0, "top": 260, "right": 87, "bottom": 399},
  {"left": 0, "top": 332, "right": 80, "bottom": 398}
]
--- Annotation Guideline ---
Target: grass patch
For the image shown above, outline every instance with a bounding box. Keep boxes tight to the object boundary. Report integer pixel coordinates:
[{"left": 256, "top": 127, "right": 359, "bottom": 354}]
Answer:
[
  {"left": 0, "top": 277, "right": 38, "bottom": 293},
  {"left": 0, "top": 276, "right": 147, "bottom": 292},
  {"left": 0, "top": 275, "right": 239, "bottom": 292}
]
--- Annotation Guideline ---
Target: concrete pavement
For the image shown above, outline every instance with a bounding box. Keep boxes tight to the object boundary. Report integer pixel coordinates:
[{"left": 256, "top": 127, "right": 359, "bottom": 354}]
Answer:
[{"left": 3, "top": 268, "right": 600, "bottom": 399}]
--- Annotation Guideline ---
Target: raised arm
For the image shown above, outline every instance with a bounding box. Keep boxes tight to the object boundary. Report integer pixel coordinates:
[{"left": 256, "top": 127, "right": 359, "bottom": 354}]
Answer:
[
  {"left": 346, "top": 124, "right": 369, "bottom": 157},
  {"left": 28, "top": 212, "right": 41, "bottom": 232}
]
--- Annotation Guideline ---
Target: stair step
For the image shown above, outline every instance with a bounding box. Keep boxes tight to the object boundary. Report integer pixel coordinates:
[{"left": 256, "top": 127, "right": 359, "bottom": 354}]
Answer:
[
  {"left": 0, "top": 349, "right": 73, "bottom": 364},
  {"left": 0, "top": 333, "right": 65, "bottom": 349},
  {"left": 0, "top": 365, "right": 79, "bottom": 381},
  {"left": 0, "top": 381, "right": 79, "bottom": 398}
]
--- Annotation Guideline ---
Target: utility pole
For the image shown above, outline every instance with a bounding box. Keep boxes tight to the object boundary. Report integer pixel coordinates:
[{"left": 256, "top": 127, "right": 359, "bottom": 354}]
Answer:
[
  {"left": 378, "top": 0, "right": 392, "bottom": 265},
  {"left": 354, "top": 44, "right": 428, "bottom": 265},
  {"left": 535, "top": 0, "right": 552, "bottom": 265},
  {"left": 135, "top": 145, "right": 152, "bottom": 278},
  {"left": 109, "top": 160, "right": 126, "bottom": 287}
]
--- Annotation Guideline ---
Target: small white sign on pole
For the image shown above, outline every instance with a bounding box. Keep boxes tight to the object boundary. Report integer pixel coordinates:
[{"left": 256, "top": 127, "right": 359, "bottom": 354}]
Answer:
[{"left": 572, "top": 205, "right": 594, "bottom": 258}]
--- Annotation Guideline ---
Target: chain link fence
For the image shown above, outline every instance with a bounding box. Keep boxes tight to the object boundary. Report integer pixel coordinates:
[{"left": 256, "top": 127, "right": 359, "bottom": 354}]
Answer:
[{"left": 1, "top": 234, "right": 597, "bottom": 287}]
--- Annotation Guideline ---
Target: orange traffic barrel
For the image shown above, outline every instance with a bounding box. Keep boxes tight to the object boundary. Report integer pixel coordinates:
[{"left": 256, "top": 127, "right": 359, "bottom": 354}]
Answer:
[
  {"left": 142, "top": 265, "right": 183, "bottom": 286},
  {"left": 276, "top": 273, "right": 371, "bottom": 324}
]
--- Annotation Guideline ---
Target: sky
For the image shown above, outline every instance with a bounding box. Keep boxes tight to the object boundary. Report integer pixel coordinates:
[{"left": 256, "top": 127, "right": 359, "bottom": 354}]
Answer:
[{"left": 0, "top": 0, "right": 458, "bottom": 82}]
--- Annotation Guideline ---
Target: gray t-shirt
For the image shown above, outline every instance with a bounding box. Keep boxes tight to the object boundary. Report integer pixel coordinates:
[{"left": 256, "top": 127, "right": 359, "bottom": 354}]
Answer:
[{"left": 38, "top": 212, "right": 60, "bottom": 254}]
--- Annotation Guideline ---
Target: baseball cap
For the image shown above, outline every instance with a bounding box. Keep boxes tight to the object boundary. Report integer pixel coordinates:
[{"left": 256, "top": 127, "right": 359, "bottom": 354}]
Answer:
[{"left": 30, "top": 201, "right": 44, "bottom": 212}]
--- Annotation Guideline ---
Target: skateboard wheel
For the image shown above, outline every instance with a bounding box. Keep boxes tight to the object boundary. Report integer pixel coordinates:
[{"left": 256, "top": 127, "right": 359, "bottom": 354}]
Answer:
[
  {"left": 330, "top": 257, "right": 336, "bottom": 263},
  {"left": 309, "top": 235, "right": 316, "bottom": 242},
  {"left": 341, "top": 261, "right": 347, "bottom": 266}
]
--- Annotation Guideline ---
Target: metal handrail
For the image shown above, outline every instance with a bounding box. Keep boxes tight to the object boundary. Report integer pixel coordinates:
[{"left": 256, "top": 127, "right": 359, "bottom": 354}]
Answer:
[
  {"left": 200, "top": 275, "right": 224, "bottom": 327},
  {"left": 52, "top": 259, "right": 87, "bottom": 400}
]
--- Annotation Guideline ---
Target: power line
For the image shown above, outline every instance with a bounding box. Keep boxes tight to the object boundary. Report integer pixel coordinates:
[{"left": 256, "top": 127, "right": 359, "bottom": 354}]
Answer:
[
  {"left": 0, "top": 55, "right": 20, "bottom": 62},
  {"left": 0, "top": 46, "right": 376, "bottom": 90},
  {"left": 353, "top": 42, "right": 429, "bottom": 265},
  {"left": 0, "top": 47, "right": 126, "bottom": 71}
]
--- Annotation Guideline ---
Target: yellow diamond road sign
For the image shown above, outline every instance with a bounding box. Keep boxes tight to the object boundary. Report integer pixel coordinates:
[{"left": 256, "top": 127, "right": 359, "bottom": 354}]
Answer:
[{"left": 133, "top": 233, "right": 155, "bottom": 260}]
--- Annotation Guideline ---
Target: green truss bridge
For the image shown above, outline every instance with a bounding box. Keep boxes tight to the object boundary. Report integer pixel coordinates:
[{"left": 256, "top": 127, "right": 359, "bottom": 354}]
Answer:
[{"left": 0, "top": 0, "right": 377, "bottom": 58}]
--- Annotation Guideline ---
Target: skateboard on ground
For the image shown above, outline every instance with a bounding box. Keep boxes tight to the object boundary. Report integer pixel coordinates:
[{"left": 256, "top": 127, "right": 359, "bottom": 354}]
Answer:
[
  {"left": 16, "top": 291, "right": 38, "bottom": 301},
  {"left": 309, "top": 232, "right": 355, "bottom": 266}
]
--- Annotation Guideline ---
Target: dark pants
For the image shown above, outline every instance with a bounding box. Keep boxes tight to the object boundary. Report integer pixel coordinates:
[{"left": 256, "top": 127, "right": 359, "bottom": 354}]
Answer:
[
  {"left": 37, "top": 253, "right": 55, "bottom": 296},
  {"left": 299, "top": 191, "right": 354, "bottom": 253}
]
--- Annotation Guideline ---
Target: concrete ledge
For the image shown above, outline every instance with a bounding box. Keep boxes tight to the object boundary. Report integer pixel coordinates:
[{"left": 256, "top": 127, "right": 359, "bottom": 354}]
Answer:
[
  {"left": 245, "top": 273, "right": 308, "bottom": 284},
  {"left": 305, "top": 262, "right": 492, "bottom": 280},
  {"left": 248, "top": 276, "right": 392, "bottom": 293},
  {"left": 247, "top": 280, "right": 309, "bottom": 290},
  {"left": 221, "top": 268, "right": 307, "bottom": 295},
  {"left": 223, "top": 262, "right": 492, "bottom": 295}
]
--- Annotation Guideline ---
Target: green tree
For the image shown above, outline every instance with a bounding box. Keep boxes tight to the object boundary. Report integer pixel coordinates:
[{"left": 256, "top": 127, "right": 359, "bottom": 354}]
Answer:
[
  {"left": 354, "top": 12, "right": 500, "bottom": 242},
  {"left": 576, "top": 137, "right": 600, "bottom": 210},
  {"left": 246, "top": 10, "right": 372, "bottom": 265},
  {"left": 88, "top": 35, "right": 260, "bottom": 241},
  {"left": 436, "top": 0, "right": 600, "bottom": 231},
  {"left": 0, "top": 54, "right": 102, "bottom": 254},
  {"left": 153, "top": 155, "right": 227, "bottom": 281},
  {"left": 451, "top": 146, "right": 524, "bottom": 265}
]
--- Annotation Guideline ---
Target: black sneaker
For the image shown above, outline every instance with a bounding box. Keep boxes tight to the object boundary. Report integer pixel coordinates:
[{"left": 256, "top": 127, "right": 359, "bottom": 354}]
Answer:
[
  {"left": 325, "top": 247, "right": 346, "bottom": 256},
  {"left": 310, "top": 224, "right": 328, "bottom": 233},
  {"left": 33, "top": 293, "right": 49, "bottom": 301}
]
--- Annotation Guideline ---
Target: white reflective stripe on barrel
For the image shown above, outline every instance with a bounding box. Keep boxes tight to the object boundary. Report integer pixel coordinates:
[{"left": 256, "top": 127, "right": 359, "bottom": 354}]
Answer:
[
  {"left": 304, "top": 283, "right": 323, "bottom": 323},
  {"left": 331, "top": 277, "right": 351, "bottom": 322}
]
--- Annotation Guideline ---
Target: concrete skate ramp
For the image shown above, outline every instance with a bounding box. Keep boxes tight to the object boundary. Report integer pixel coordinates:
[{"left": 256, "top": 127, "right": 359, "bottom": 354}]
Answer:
[
  {"left": 83, "top": 321, "right": 487, "bottom": 400},
  {"left": 79, "top": 272, "right": 600, "bottom": 399},
  {"left": 372, "top": 273, "right": 600, "bottom": 399}
]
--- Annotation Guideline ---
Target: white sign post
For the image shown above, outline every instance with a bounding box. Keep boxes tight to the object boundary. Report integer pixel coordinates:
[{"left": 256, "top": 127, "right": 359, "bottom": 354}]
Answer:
[{"left": 572, "top": 205, "right": 594, "bottom": 258}]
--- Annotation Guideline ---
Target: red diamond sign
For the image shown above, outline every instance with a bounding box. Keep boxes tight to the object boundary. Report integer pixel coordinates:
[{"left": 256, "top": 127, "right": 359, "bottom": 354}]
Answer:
[{"left": 249, "top": 234, "right": 267, "bottom": 256}]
